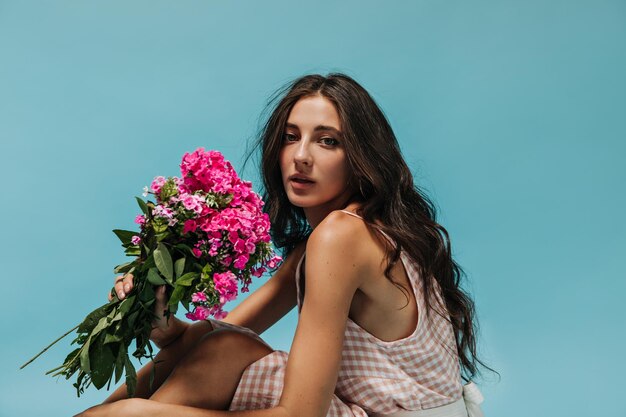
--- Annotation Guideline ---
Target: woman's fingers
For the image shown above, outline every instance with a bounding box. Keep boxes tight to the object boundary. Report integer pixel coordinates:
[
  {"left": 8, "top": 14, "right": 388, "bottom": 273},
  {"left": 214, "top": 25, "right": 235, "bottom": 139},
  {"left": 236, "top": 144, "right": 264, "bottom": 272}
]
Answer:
[
  {"left": 154, "top": 285, "right": 169, "bottom": 321},
  {"left": 155, "top": 285, "right": 167, "bottom": 308},
  {"left": 113, "top": 273, "right": 134, "bottom": 300}
]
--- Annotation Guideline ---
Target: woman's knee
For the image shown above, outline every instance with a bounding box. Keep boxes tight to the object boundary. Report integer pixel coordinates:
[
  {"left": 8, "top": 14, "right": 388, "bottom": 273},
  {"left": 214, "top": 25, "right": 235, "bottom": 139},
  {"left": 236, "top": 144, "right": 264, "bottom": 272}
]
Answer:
[
  {"left": 150, "top": 329, "right": 274, "bottom": 409},
  {"left": 195, "top": 329, "right": 274, "bottom": 361}
]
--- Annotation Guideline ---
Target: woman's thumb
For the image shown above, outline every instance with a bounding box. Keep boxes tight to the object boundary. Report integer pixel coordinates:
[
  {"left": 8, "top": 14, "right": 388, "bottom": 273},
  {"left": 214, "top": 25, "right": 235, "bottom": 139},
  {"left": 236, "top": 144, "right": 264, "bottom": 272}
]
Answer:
[{"left": 155, "top": 285, "right": 168, "bottom": 316}]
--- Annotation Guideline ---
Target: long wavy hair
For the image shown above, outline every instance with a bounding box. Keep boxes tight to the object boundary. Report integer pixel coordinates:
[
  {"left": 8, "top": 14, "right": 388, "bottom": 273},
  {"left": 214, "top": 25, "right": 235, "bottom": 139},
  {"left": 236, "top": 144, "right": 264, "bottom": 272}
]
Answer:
[{"left": 247, "top": 73, "right": 492, "bottom": 380}]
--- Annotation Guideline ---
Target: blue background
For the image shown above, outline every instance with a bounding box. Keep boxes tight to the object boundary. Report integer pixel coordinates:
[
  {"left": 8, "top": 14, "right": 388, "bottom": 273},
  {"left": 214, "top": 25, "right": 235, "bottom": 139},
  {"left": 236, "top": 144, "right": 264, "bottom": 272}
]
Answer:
[{"left": 1, "top": 1, "right": 624, "bottom": 416}]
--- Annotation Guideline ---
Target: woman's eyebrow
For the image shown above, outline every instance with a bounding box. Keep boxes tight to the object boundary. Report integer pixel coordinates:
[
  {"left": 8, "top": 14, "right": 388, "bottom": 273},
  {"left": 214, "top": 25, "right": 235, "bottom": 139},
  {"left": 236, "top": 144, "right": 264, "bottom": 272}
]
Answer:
[{"left": 285, "top": 123, "right": 342, "bottom": 135}]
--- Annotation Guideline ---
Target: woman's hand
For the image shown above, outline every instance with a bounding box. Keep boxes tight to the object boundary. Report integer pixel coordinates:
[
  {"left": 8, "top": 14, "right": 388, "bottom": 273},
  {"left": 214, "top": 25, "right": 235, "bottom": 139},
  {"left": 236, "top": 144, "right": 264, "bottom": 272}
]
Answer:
[
  {"left": 108, "top": 273, "right": 186, "bottom": 348},
  {"left": 109, "top": 272, "right": 134, "bottom": 302}
]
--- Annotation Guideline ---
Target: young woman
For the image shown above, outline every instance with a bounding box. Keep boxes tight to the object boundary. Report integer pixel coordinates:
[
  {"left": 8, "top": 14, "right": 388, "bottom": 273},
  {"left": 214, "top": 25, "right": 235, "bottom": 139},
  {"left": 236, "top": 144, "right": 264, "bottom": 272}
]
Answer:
[{"left": 77, "top": 73, "right": 487, "bottom": 417}]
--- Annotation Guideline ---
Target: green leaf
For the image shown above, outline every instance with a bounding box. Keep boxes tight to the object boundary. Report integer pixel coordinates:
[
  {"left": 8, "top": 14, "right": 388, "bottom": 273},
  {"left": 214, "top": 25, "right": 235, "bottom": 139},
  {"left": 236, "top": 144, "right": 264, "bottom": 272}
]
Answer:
[
  {"left": 114, "top": 344, "right": 126, "bottom": 383},
  {"left": 139, "top": 254, "right": 155, "bottom": 273},
  {"left": 103, "top": 332, "right": 122, "bottom": 344},
  {"left": 89, "top": 337, "right": 115, "bottom": 389},
  {"left": 91, "top": 315, "right": 110, "bottom": 336},
  {"left": 62, "top": 347, "right": 81, "bottom": 368},
  {"left": 138, "top": 283, "right": 155, "bottom": 304},
  {"left": 108, "top": 310, "right": 123, "bottom": 323},
  {"left": 174, "top": 257, "right": 185, "bottom": 279},
  {"left": 124, "top": 246, "right": 141, "bottom": 257},
  {"left": 154, "top": 243, "right": 173, "bottom": 282},
  {"left": 201, "top": 263, "right": 213, "bottom": 277},
  {"left": 168, "top": 285, "right": 186, "bottom": 307},
  {"left": 77, "top": 304, "right": 111, "bottom": 334},
  {"left": 125, "top": 357, "right": 137, "bottom": 398},
  {"left": 113, "top": 261, "right": 135, "bottom": 274},
  {"left": 135, "top": 197, "right": 149, "bottom": 215},
  {"left": 152, "top": 219, "right": 168, "bottom": 234},
  {"left": 126, "top": 311, "right": 139, "bottom": 330},
  {"left": 175, "top": 272, "right": 198, "bottom": 287},
  {"left": 118, "top": 295, "right": 136, "bottom": 316},
  {"left": 80, "top": 337, "right": 92, "bottom": 373},
  {"left": 112, "top": 229, "right": 137, "bottom": 245},
  {"left": 175, "top": 243, "right": 192, "bottom": 253},
  {"left": 147, "top": 268, "right": 167, "bottom": 285}
]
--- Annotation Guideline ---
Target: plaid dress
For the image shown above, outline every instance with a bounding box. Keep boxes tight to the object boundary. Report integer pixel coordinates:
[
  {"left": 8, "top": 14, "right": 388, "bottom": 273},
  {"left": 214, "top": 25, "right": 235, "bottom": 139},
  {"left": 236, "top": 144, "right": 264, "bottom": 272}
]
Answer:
[{"left": 209, "top": 212, "right": 463, "bottom": 415}]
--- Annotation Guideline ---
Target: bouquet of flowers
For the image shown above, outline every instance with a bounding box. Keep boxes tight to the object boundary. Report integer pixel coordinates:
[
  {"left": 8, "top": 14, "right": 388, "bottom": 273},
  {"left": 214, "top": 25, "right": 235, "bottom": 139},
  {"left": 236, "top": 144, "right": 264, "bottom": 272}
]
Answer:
[{"left": 21, "top": 148, "right": 281, "bottom": 397}]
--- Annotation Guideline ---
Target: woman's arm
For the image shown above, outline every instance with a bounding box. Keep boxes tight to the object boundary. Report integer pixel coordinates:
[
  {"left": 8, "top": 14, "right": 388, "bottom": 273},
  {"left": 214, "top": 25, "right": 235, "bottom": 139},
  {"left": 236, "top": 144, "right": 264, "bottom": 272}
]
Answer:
[
  {"left": 277, "top": 213, "right": 367, "bottom": 417},
  {"left": 220, "top": 242, "right": 304, "bottom": 334}
]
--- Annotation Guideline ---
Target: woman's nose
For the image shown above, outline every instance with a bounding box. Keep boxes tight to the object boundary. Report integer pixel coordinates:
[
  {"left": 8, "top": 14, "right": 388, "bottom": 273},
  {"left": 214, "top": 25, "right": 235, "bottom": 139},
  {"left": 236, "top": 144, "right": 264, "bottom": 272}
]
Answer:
[{"left": 294, "top": 141, "right": 312, "bottom": 166}]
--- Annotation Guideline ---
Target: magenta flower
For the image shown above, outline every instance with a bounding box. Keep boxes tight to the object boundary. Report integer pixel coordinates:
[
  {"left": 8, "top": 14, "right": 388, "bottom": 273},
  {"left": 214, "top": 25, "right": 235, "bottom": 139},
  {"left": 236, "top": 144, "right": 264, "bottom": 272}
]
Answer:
[
  {"left": 150, "top": 176, "right": 167, "bottom": 194},
  {"left": 191, "top": 292, "right": 207, "bottom": 303},
  {"left": 186, "top": 305, "right": 210, "bottom": 321},
  {"left": 214, "top": 271, "right": 238, "bottom": 303},
  {"left": 152, "top": 206, "right": 174, "bottom": 219},
  {"left": 183, "top": 219, "right": 198, "bottom": 234},
  {"left": 252, "top": 266, "right": 266, "bottom": 277},
  {"left": 234, "top": 254, "right": 249, "bottom": 270},
  {"left": 266, "top": 255, "right": 282, "bottom": 269}
]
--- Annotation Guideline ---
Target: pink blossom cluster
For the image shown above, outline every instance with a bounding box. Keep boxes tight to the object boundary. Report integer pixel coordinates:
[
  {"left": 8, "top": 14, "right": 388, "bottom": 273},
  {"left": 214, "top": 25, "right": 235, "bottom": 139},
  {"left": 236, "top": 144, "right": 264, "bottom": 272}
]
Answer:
[
  {"left": 184, "top": 271, "right": 240, "bottom": 320},
  {"left": 137, "top": 148, "right": 282, "bottom": 322}
]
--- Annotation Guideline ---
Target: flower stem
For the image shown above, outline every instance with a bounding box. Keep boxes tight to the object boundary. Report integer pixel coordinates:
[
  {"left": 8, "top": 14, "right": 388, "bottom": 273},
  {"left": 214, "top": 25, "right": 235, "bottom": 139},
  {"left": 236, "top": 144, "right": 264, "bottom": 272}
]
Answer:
[{"left": 20, "top": 324, "right": 80, "bottom": 369}]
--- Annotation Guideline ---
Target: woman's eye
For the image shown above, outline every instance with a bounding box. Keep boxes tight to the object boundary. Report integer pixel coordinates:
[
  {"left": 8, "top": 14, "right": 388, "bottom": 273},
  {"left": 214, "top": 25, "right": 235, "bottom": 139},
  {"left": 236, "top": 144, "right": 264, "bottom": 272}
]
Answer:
[
  {"left": 284, "top": 133, "right": 298, "bottom": 142},
  {"left": 321, "top": 137, "right": 339, "bottom": 146}
]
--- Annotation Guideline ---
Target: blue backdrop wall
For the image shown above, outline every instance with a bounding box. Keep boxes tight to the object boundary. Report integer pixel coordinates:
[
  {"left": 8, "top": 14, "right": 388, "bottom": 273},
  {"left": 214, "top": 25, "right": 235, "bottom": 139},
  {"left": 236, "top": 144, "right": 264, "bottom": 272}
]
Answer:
[{"left": 1, "top": 1, "right": 624, "bottom": 416}]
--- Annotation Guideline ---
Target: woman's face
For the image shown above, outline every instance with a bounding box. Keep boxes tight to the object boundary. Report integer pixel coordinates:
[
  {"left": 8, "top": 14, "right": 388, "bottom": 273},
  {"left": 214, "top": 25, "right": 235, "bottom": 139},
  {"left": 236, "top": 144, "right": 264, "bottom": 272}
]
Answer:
[{"left": 279, "top": 94, "right": 351, "bottom": 221}]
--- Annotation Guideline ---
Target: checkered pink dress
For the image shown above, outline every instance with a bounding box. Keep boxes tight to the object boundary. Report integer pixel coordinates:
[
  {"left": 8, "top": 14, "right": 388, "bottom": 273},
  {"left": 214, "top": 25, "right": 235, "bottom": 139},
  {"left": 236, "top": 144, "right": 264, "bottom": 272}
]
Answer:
[{"left": 209, "top": 214, "right": 463, "bottom": 415}]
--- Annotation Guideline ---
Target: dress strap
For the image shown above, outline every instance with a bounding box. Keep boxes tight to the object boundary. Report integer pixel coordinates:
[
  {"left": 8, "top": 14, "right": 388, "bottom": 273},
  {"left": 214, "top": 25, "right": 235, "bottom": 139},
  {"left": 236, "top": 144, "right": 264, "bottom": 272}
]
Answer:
[{"left": 339, "top": 209, "right": 363, "bottom": 219}]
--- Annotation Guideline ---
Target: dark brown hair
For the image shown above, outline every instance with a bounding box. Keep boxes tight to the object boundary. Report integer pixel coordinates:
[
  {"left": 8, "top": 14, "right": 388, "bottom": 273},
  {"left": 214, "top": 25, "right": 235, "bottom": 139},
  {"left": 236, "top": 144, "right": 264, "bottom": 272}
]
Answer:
[{"left": 247, "top": 73, "right": 492, "bottom": 380}]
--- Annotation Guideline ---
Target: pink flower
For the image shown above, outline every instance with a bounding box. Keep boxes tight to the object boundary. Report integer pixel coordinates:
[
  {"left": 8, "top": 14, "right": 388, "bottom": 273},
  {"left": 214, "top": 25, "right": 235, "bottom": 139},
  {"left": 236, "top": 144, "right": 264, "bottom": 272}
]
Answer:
[
  {"left": 213, "top": 271, "right": 238, "bottom": 303},
  {"left": 233, "top": 238, "right": 247, "bottom": 254},
  {"left": 251, "top": 267, "right": 266, "bottom": 277},
  {"left": 186, "top": 305, "right": 210, "bottom": 321},
  {"left": 134, "top": 215, "right": 146, "bottom": 225},
  {"left": 183, "top": 219, "right": 198, "bottom": 234},
  {"left": 150, "top": 176, "right": 167, "bottom": 194},
  {"left": 266, "top": 255, "right": 282, "bottom": 269},
  {"left": 181, "top": 193, "right": 204, "bottom": 214},
  {"left": 192, "top": 248, "right": 203, "bottom": 258},
  {"left": 152, "top": 205, "right": 174, "bottom": 219},
  {"left": 131, "top": 235, "right": 141, "bottom": 245},
  {"left": 191, "top": 292, "right": 207, "bottom": 303},
  {"left": 208, "top": 239, "right": 222, "bottom": 257},
  {"left": 234, "top": 254, "right": 249, "bottom": 270}
]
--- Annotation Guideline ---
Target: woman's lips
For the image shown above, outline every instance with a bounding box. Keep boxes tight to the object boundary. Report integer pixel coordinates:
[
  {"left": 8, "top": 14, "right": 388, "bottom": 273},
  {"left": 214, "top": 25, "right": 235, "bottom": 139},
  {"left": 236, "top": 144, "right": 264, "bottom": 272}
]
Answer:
[{"left": 289, "top": 176, "right": 315, "bottom": 189}]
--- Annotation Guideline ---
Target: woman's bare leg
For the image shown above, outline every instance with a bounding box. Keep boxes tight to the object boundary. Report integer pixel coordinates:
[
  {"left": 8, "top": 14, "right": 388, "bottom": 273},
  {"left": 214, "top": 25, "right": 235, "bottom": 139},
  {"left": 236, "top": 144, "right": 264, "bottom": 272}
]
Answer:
[
  {"left": 103, "top": 320, "right": 215, "bottom": 402},
  {"left": 149, "top": 329, "right": 274, "bottom": 410}
]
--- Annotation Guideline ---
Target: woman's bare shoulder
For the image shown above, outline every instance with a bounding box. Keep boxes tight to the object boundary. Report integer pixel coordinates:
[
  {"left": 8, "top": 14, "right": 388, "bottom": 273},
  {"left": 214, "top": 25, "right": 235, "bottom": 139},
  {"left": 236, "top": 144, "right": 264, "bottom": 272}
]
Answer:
[{"left": 307, "top": 210, "right": 381, "bottom": 268}]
